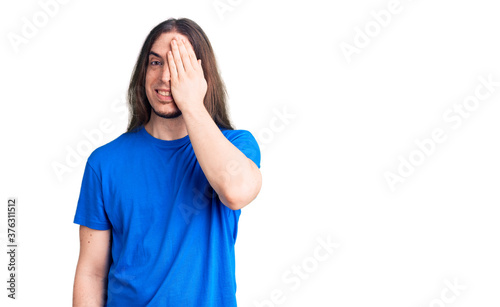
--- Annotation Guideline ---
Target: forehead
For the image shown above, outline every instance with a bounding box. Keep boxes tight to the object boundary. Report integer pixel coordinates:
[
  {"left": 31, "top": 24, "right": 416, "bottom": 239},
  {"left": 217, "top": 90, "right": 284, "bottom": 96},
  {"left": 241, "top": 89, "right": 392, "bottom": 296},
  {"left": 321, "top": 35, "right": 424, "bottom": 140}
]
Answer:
[{"left": 150, "top": 32, "right": 192, "bottom": 54}]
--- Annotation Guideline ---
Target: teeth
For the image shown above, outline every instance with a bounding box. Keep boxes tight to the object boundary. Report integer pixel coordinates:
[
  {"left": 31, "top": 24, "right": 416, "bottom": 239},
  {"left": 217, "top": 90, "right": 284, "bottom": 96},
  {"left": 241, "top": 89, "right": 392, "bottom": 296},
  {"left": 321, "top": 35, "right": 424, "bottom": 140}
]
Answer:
[{"left": 158, "top": 91, "right": 171, "bottom": 96}]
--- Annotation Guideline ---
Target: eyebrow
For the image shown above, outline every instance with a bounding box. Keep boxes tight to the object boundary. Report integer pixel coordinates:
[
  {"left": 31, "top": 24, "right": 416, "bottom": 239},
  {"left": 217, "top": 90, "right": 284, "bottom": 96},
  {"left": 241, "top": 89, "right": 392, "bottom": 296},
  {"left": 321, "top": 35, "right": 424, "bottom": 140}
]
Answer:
[{"left": 148, "top": 51, "right": 163, "bottom": 59}]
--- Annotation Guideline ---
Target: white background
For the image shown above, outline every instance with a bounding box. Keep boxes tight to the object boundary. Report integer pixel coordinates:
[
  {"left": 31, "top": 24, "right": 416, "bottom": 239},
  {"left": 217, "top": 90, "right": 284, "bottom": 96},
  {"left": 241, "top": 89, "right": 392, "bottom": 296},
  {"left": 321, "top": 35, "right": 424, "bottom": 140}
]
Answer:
[{"left": 1, "top": 0, "right": 499, "bottom": 306}]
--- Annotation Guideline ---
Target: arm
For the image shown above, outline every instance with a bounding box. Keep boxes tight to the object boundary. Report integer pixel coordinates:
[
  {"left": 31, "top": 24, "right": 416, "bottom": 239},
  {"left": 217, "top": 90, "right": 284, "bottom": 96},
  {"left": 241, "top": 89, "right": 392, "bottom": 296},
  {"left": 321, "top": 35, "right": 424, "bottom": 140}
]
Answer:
[
  {"left": 73, "top": 225, "right": 111, "bottom": 306},
  {"left": 167, "top": 37, "right": 262, "bottom": 210},
  {"left": 183, "top": 107, "right": 262, "bottom": 210}
]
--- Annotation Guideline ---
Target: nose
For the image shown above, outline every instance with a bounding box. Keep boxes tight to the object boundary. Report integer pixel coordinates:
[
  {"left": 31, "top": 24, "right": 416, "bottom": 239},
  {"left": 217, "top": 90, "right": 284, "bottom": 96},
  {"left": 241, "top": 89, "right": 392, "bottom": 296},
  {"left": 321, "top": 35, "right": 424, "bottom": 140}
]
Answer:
[{"left": 159, "top": 60, "right": 171, "bottom": 83}]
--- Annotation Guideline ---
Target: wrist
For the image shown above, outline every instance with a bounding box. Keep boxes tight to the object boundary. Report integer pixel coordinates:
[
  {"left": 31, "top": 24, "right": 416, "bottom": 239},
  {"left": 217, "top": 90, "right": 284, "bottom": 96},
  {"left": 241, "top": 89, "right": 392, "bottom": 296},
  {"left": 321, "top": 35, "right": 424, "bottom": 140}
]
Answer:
[{"left": 182, "top": 103, "right": 208, "bottom": 120}]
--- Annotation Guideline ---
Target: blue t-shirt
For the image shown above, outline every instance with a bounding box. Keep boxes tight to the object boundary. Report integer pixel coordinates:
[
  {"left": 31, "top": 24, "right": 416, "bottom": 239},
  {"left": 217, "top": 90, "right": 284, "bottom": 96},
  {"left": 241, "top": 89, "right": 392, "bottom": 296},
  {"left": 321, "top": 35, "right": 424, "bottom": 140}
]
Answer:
[{"left": 73, "top": 125, "right": 261, "bottom": 306}]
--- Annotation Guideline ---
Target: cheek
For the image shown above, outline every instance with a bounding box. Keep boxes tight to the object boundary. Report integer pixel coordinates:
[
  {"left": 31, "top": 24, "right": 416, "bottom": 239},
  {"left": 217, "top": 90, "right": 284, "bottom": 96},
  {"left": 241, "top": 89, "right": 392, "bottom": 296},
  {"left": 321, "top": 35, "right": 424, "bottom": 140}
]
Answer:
[{"left": 145, "top": 71, "right": 156, "bottom": 86}]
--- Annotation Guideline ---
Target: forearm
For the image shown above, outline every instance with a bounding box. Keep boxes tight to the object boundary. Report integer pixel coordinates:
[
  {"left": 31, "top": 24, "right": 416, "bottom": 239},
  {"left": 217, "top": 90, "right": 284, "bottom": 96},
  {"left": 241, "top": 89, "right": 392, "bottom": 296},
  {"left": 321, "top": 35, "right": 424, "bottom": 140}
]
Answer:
[
  {"left": 73, "top": 272, "right": 107, "bottom": 306},
  {"left": 182, "top": 106, "right": 261, "bottom": 210}
]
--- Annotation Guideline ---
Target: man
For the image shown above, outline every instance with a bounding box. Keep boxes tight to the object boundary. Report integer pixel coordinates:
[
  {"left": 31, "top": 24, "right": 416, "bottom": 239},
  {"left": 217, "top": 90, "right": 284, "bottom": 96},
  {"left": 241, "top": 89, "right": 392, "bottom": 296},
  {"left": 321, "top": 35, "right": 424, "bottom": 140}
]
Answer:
[{"left": 72, "top": 18, "right": 262, "bottom": 306}]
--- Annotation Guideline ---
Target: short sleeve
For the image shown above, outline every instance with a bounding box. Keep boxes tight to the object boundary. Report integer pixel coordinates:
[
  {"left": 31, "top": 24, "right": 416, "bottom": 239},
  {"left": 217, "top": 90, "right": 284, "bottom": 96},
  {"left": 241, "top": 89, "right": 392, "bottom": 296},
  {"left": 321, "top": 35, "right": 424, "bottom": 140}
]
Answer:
[
  {"left": 227, "top": 130, "right": 261, "bottom": 169},
  {"left": 73, "top": 161, "right": 111, "bottom": 230}
]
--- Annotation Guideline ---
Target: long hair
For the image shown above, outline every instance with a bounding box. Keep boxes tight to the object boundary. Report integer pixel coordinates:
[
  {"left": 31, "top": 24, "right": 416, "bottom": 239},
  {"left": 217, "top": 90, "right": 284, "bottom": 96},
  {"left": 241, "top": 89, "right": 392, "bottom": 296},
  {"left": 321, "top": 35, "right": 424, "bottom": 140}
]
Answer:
[{"left": 126, "top": 18, "right": 234, "bottom": 132}]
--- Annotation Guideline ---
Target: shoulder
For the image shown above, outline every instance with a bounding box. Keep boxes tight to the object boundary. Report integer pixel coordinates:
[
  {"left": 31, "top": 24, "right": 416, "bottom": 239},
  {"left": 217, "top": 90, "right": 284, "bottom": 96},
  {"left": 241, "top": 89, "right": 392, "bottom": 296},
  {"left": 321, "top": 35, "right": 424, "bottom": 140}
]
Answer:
[
  {"left": 87, "top": 128, "right": 143, "bottom": 167},
  {"left": 219, "top": 127, "right": 261, "bottom": 167},
  {"left": 220, "top": 127, "right": 257, "bottom": 142}
]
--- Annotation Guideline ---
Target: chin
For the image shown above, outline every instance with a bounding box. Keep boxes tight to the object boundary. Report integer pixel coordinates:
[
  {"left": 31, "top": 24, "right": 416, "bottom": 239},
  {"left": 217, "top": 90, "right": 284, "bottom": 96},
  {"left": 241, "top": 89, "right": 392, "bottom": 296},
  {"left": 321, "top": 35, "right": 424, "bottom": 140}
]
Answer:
[{"left": 151, "top": 103, "right": 182, "bottom": 119}]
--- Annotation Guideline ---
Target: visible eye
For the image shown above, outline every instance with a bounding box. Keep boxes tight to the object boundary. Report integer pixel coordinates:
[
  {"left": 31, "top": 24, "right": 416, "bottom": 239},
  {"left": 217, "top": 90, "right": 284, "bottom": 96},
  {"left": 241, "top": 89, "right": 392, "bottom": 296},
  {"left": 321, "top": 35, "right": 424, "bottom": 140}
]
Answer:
[{"left": 150, "top": 60, "right": 162, "bottom": 66}]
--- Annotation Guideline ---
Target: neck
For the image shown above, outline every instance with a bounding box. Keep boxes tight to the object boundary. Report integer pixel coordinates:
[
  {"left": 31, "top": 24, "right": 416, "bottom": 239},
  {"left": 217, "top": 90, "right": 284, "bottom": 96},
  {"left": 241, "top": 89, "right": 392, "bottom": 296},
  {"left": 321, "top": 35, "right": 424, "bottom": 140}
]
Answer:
[{"left": 144, "top": 112, "right": 188, "bottom": 141}]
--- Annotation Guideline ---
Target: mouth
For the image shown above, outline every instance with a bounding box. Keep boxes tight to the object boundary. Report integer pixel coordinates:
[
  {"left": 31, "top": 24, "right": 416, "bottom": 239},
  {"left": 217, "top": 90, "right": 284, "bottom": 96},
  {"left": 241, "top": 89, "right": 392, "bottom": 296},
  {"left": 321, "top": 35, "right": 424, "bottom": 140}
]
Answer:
[{"left": 155, "top": 89, "right": 173, "bottom": 102}]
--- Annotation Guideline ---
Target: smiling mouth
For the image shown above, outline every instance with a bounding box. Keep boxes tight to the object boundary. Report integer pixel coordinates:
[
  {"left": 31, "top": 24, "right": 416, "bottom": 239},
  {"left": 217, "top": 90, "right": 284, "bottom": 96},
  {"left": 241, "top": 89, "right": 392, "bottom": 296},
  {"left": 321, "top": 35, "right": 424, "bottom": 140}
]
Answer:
[
  {"left": 156, "top": 90, "right": 171, "bottom": 96},
  {"left": 155, "top": 89, "right": 173, "bottom": 101}
]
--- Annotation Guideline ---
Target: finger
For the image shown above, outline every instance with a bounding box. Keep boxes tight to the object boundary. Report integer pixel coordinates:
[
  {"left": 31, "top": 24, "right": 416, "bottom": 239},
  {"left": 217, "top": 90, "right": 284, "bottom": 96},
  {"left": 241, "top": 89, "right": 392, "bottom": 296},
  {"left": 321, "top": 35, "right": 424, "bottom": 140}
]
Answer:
[
  {"left": 171, "top": 39, "right": 185, "bottom": 74},
  {"left": 198, "top": 59, "right": 204, "bottom": 76},
  {"left": 167, "top": 50, "right": 178, "bottom": 80},
  {"left": 183, "top": 38, "right": 199, "bottom": 70},
  {"left": 178, "top": 38, "right": 194, "bottom": 72}
]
